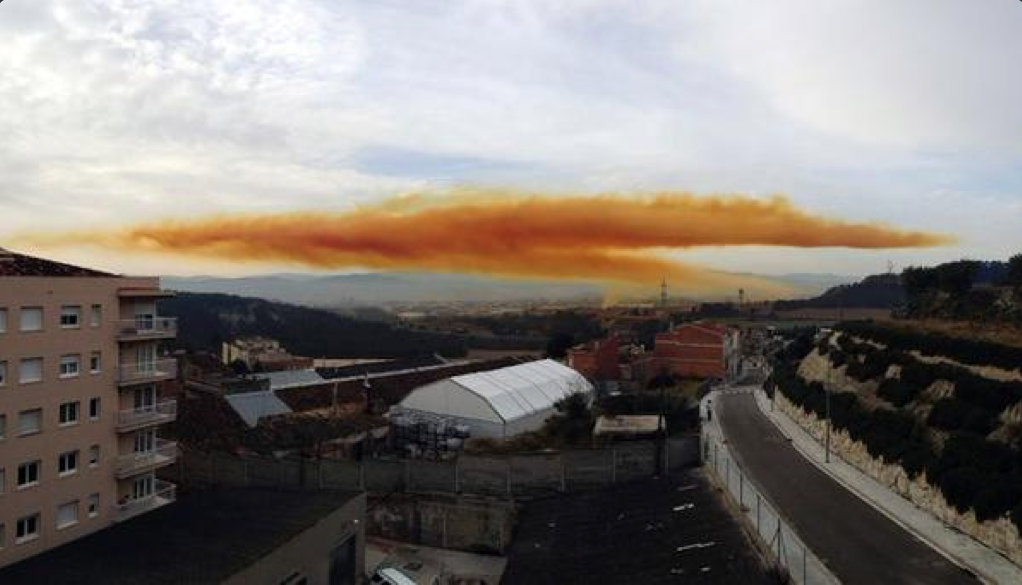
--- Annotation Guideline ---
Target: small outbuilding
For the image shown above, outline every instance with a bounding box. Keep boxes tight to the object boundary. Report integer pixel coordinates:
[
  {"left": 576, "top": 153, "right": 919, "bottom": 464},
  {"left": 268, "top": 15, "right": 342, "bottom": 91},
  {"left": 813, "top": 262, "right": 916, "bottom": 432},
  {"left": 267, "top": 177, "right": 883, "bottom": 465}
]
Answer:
[{"left": 395, "top": 359, "right": 593, "bottom": 438}]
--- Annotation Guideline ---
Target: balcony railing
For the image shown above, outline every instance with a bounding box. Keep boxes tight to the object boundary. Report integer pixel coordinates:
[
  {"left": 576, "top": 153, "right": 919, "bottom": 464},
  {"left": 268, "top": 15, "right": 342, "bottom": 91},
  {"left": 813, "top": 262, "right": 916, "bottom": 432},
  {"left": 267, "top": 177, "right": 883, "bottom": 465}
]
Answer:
[
  {"left": 117, "top": 316, "right": 177, "bottom": 340},
  {"left": 113, "top": 479, "right": 176, "bottom": 522},
  {"left": 116, "top": 399, "right": 177, "bottom": 431},
  {"left": 116, "top": 439, "right": 178, "bottom": 478},
  {"left": 118, "top": 359, "right": 176, "bottom": 385}
]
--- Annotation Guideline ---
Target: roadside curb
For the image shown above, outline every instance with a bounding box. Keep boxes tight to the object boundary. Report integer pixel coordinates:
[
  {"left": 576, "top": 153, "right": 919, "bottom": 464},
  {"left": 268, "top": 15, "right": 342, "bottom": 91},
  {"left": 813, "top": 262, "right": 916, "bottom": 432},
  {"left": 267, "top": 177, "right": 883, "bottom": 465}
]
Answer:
[{"left": 753, "top": 389, "right": 1017, "bottom": 585}]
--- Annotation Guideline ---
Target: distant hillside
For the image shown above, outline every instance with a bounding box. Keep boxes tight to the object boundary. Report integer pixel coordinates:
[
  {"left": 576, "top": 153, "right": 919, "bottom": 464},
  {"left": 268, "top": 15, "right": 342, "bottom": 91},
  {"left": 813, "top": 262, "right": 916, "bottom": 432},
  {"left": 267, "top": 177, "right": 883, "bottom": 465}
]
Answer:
[
  {"left": 773, "top": 273, "right": 904, "bottom": 311},
  {"left": 163, "top": 271, "right": 853, "bottom": 308},
  {"left": 903, "top": 256, "right": 1022, "bottom": 323},
  {"left": 159, "top": 292, "right": 470, "bottom": 358},
  {"left": 164, "top": 272, "right": 602, "bottom": 307}
]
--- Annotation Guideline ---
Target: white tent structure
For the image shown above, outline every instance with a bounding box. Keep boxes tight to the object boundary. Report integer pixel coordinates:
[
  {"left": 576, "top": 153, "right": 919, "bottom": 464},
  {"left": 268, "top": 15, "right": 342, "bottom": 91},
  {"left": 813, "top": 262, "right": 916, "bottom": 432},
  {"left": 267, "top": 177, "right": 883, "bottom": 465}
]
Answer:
[{"left": 395, "top": 359, "right": 594, "bottom": 438}]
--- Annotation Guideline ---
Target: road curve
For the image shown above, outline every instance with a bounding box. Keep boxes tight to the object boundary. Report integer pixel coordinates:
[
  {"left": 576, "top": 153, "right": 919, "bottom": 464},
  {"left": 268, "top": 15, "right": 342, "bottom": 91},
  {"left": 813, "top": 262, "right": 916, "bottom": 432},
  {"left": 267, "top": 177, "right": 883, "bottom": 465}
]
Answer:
[{"left": 717, "top": 392, "right": 977, "bottom": 585}]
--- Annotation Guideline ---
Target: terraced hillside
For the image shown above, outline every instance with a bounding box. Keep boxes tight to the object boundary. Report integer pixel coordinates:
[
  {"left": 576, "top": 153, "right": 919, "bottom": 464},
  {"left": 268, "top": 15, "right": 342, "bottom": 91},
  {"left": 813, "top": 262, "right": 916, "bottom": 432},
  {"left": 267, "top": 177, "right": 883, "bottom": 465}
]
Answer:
[{"left": 766, "top": 322, "right": 1022, "bottom": 565}]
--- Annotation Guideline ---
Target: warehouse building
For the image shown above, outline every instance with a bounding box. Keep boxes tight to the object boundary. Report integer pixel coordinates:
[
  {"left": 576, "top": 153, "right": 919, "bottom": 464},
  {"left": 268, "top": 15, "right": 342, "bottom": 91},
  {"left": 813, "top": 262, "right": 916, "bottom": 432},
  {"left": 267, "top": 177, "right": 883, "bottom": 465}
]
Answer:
[{"left": 394, "top": 359, "right": 593, "bottom": 439}]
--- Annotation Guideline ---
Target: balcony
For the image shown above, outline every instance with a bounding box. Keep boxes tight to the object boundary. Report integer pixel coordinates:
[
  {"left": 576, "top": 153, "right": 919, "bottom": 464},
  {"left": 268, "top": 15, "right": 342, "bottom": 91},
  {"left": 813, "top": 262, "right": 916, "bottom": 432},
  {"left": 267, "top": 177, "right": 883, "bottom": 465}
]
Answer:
[
  {"left": 113, "top": 479, "right": 177, "bottom": 522},
  {"left": 115, "top": 439, "right": 178, "bottom": 478},
  {"left": 116, "top": 399, "right": 178, "bottom": 432},
  {"left": 117, "top": 316, "right": 177, "bottom": 341},
  {"left": 118, "top": 359, "right": 176, "bottom": 386}
]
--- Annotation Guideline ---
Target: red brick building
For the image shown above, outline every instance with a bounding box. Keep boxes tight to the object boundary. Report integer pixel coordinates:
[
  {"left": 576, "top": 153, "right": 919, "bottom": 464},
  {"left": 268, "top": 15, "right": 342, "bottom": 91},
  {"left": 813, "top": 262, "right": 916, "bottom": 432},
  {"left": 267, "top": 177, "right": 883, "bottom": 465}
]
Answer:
[
  {"left": 646, "top": 322, "right": 739, "bottom": 381},
  {"left": 567, "top": 337, "right": 621, "bottom": 381}
]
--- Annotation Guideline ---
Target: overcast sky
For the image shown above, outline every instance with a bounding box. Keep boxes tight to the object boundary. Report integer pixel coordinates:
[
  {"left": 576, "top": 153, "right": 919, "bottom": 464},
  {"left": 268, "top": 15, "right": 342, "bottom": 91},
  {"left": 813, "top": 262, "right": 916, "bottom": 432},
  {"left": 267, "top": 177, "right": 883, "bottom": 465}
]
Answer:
[{"left": 2, "top": 0, "right": 1021, "bottom": 277}]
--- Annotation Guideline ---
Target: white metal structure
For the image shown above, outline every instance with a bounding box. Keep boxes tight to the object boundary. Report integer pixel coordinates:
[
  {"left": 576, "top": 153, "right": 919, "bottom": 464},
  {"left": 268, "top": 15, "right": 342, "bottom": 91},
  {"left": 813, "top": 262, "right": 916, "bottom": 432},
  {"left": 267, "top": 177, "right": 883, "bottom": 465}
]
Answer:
[{"left": 396, "top": 359, "right": 593, "bottom": 438}]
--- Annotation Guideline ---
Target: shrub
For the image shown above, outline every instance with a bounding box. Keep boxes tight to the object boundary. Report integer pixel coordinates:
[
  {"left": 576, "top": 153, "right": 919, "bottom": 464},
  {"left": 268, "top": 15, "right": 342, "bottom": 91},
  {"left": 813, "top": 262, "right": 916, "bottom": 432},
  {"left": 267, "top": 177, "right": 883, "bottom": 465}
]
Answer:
[
  {"left": 937, "top": 467, "right": 984, "bottom": 513},
  {"left": 877, "top": 378, "right": 920, "bottom": 407}
]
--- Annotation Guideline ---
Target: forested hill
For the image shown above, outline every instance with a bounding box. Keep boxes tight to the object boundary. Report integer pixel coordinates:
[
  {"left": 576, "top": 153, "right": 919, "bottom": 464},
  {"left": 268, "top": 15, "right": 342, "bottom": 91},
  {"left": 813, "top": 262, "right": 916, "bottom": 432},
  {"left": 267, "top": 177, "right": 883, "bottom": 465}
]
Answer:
[
  {"left": 773, "top": 273, "right": 904, "bottom": 310},
  {"left": 160, "top": 292, "right": 469, "bottom": 358}
]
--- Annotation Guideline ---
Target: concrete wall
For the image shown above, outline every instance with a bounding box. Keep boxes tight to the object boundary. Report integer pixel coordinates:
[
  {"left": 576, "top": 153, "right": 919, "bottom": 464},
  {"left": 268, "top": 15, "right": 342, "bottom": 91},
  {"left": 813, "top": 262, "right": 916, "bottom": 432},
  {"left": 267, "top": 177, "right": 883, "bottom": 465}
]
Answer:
[
  {"left": 170, "top": 438, "right": 700, "bottom": 498},
  {"left": 366, "top": 493, "right": 513, "bottom": 553},
  {"left": 224, "top": 492, "right": 366, "bottom": 585}
]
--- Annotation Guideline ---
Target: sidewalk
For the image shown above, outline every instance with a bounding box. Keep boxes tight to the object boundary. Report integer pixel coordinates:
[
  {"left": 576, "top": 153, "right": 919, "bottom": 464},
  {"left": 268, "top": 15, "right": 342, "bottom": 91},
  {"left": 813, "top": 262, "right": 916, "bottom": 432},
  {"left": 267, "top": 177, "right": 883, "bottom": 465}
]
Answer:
[{"left": 753, "top": 388, "right": 1022, "bottom": 585}]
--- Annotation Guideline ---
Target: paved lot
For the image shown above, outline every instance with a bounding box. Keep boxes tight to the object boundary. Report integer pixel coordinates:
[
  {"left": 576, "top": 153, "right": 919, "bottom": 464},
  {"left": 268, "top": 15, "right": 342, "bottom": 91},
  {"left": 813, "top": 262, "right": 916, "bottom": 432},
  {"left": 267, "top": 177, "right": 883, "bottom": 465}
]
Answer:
[
  {"left": 502, "top": 470, "right": 776, "bottom": 585},
  {"left": 718, "top": 392, "right": 978, "bottom": 585}
]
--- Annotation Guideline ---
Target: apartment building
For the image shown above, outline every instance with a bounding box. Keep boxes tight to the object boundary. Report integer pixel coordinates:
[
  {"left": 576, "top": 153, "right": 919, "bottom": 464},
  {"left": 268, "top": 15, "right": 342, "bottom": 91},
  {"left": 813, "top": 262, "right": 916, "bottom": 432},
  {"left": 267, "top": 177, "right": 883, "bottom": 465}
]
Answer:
[{"left": 0, "top": 248, "right": 178, "bottom": 568}]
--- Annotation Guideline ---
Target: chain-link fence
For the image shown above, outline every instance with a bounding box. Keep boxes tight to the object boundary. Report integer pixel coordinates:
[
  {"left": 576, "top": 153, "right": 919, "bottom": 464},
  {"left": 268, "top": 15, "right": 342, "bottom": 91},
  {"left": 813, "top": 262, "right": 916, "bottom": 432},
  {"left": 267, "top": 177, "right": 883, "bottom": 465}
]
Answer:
[{"left": 703, "top": 425, "right": 839, "bottom": 585}]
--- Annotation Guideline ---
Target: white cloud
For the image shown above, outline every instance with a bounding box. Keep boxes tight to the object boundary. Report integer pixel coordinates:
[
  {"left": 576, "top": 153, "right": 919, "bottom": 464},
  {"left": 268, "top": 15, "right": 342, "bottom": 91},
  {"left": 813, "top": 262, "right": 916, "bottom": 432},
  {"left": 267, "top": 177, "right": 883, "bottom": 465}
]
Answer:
[{"left": 0, "top": 0, "right": 1019, "bottom": 277}]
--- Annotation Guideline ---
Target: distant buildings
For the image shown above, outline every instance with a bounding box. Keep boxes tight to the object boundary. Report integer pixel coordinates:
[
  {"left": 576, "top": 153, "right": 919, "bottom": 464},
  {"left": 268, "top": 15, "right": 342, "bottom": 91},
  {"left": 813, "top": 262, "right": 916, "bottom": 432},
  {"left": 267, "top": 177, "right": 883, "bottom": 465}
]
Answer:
[
  {"left": 569, "top": 321, "right": 741, "bottom": 384},
  {"left": 0, "top": 248, "right": 177, "bottom": 568},
  {"left": 221, "top": 336, "right": 313, "bottom": 372}
]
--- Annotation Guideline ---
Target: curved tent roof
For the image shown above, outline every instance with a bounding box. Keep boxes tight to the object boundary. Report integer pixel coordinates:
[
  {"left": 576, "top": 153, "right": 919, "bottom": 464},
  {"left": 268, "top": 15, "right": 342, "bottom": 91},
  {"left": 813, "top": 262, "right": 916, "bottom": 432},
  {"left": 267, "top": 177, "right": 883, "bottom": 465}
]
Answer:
[{"left": 401, "top": 359, "right": 592, "bottom": 424}]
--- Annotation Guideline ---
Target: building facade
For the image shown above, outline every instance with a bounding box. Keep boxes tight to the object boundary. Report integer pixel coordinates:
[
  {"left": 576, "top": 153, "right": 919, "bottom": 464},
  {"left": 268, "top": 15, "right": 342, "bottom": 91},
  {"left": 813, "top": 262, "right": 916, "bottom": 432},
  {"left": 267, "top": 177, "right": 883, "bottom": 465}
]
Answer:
[
  {"left": 0, "top": 249, "right": 177, "bottom": 568},
  {"left": 567, "top": 337, "right": 621, "bottom": 382},
  {"left": 646, "top": 322, "right": 740, "bottom": 381}
]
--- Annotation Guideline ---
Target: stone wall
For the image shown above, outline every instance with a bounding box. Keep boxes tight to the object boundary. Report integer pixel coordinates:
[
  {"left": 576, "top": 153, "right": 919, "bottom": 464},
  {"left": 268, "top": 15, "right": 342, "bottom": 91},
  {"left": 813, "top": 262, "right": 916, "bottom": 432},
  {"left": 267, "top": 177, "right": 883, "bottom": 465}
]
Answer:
[{"left": 775, "top": 392, "right": 1022, "bottom": 567}]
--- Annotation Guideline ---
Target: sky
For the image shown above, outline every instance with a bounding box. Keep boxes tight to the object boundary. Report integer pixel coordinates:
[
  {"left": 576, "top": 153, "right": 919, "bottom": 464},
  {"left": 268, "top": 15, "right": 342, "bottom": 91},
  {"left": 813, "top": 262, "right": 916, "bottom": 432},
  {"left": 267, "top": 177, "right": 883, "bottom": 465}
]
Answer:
[{"left": 1, "top": 0, "right": 1021, "bottom": 282}]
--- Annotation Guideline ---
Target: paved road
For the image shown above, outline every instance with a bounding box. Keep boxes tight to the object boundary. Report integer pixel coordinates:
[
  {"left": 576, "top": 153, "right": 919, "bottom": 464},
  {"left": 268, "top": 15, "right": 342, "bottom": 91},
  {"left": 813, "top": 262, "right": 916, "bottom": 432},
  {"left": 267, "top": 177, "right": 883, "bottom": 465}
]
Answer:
[{"left": 717, "top": 392, "right": 977, "bottom": 585}]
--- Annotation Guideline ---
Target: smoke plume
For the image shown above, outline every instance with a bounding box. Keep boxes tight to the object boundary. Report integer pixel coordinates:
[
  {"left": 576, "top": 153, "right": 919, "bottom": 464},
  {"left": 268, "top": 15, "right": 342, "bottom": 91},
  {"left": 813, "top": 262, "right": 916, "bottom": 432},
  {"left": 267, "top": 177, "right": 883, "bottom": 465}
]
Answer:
[{"left": 18, "top": 191, "right": 952, "bottom": 296}]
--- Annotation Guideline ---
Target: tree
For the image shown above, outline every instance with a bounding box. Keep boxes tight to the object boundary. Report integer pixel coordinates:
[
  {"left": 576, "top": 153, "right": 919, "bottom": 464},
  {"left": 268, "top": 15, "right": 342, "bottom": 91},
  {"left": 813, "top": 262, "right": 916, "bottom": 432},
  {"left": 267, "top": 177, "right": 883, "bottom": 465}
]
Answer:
[
  {"left": 545, "top": 332, "right": 575, "bottom": 358},
  {"left": 1005, "top": 253, "right": 1022, "bottom": 287}
]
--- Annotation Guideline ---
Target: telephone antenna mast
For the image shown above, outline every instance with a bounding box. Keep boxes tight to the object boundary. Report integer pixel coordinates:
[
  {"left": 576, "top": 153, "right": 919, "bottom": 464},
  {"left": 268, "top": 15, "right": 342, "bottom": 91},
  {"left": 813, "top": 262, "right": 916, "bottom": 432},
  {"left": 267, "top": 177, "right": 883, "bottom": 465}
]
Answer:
[{"left": 660, "top": 278, "right": 668, "bottom": 308}]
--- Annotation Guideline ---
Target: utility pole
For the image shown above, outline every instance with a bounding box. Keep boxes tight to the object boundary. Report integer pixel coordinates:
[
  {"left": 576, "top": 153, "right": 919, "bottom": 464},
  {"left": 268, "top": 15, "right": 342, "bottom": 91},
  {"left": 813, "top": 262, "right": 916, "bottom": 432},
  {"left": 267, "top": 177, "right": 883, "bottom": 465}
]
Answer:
[{"left": 825, "top": 332, "right": 832, "bottom": 463}]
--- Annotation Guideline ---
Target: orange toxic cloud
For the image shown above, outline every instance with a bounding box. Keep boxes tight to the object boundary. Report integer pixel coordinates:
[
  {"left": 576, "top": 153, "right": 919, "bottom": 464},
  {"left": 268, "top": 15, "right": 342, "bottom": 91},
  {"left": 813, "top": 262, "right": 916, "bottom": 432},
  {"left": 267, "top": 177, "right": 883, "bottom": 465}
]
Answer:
[{"left": 19, "top": 191, "right": 953, "bottom": 295}]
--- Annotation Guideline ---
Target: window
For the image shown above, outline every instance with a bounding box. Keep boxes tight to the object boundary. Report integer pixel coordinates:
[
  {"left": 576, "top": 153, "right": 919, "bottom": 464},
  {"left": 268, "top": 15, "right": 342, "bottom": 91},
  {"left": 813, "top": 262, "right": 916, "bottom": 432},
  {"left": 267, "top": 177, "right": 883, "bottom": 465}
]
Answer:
[
  {"left": 0, "top": 360, "right": 6, "bottom": 385},
  {"left": 59, "top": 355, "right": 80, "bottom": 378},
  {"left": 0, "top": 414, "right": 5, "bottom": 439},
  {"left": 0, "top": 307, "right": 6, "bottom": 333},
  {"left": 60, "top": 306, "right": 81, "bottom": 329},
  {"left": 89, "top": 351, "right": 101, "bottom": 374},
  {"left": 19, "top": 358, "right": 42, "bottom": 384},
  {"left": 19, "top": 307, "right": 42, "bottom": 332},
  {"left": 58, "top": 402, "right": 79, "bottom": 426},
  {"left": 89, "top": 397, "right": 101, "bottom": 420},
  {"left": 57, "top": 450, "right": 78, "bottom": 476},
  {"left": 18, "top": 409, "right": 42, "bottom": 436},
  {"left": 88, "top": 445, "right": 100, "bottom": 467},
  {"left": 57, "top": 501, "right": 78, "bottom": 529},
  {"left": 87, "top": 493, "right": 100, "bottom": 518},
  {"left": 90, "top": 304, "right": 102, "bottom": 327},
  {"left": 15, "top": 513, "right": 39, "bottom": 544},
  {"left": 17, "top": 460, "right": 40, "bottom": 489}
]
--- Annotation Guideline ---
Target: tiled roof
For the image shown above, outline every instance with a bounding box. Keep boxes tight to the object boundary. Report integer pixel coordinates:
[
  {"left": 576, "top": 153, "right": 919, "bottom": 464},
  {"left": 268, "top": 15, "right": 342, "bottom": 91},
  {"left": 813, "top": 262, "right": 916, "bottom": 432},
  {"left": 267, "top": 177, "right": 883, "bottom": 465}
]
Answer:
[{"left": 0, "top": 248, "right": 113, "bottom": 277}]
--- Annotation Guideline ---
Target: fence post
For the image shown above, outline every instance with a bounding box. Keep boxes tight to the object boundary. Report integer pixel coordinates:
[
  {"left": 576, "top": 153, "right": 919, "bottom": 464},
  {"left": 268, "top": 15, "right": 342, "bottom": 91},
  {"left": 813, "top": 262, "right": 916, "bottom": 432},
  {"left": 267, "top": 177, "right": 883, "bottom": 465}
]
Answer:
[
  {"left": 756, "top": 493, "right": 761, "bottom": 534},
  {"left": 725, "top": 456, "right": 730, "bottom": 493},
  {"left": 454, "top": 457, "right": 460, "bottom": 493},
  {"left": 739, "top": 471, "right": 744, "bottom": 508},
  {"left": 802, "top": 543, "right": 807, "bottom": 585}
]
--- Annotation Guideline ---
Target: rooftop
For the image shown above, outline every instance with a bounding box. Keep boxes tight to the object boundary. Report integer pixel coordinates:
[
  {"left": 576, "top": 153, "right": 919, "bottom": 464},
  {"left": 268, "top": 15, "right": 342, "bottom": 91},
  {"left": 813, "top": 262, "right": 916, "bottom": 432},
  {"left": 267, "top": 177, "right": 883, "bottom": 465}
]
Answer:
[
  {"left": 593, "top": 414, "right": 662, "bottom": 437},
  {"left": 0, "top": 248, "right": 113, "bottom": 277},
  {"left": 0, "top": 488, "right": 362, "bottom": 585},
  {"left": 501, "top": 471, "right": 773, "bottom": 585}
]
